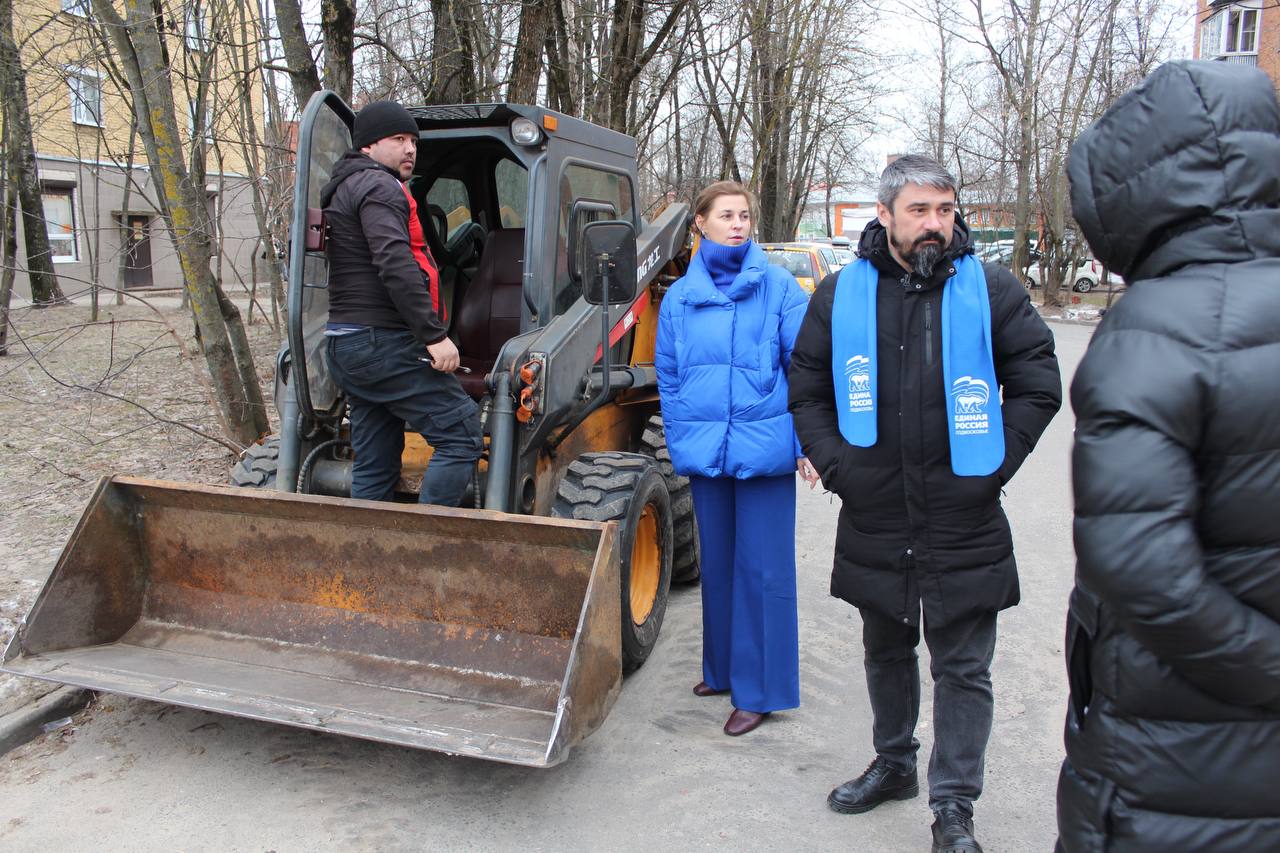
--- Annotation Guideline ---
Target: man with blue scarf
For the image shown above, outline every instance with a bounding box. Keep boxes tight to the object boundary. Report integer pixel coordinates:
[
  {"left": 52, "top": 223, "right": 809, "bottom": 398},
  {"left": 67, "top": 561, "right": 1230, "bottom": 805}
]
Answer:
[{"left": 788, "top": 156, "right": 1060, "bottom": 853}]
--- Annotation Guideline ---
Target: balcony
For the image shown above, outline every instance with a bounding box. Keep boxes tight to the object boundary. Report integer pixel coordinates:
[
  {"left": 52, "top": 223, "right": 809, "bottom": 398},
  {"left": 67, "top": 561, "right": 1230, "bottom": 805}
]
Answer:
[{"left": 1215, "top": 53, "right": 1259, "bottom": 66}]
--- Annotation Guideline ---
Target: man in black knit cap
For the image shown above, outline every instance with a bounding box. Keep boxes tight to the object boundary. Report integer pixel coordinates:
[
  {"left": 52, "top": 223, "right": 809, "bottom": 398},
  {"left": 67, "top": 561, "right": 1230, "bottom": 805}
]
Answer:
[{"left": 320, "top": 100, "right": 481, "bottom": 505}]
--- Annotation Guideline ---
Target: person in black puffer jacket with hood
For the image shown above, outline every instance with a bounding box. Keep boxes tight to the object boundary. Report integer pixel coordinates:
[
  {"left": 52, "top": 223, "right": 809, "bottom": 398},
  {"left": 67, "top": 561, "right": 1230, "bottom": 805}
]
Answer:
[{"left": 1057, "top": 61, "right": 1280, "bottom": 851}]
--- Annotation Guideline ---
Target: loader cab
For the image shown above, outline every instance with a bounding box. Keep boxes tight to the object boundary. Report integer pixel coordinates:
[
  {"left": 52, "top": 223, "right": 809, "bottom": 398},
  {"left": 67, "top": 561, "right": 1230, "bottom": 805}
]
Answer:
[
  {"left": 283, "top": 93, "right": 677, "bottom": 514},
  {"left": 402, "top": 104, "right": 642, "bottom": 397}
]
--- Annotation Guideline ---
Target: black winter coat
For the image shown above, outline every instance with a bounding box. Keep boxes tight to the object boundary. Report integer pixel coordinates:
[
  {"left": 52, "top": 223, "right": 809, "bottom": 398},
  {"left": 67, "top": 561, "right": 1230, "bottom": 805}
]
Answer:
[
  {"left": 788, "top": 217, "right": 1061, "bottom": 628},
  {"left": 320, "top": 151, "right": 446, "bottom": 346},
  {"left": 1056, "top": 62, "right": 1280, "bottom": 853}
]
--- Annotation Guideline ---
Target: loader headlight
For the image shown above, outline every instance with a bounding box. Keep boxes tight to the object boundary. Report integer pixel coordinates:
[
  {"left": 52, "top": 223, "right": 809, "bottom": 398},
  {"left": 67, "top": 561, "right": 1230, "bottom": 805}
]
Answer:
[{"left": 510, "top": 117, "right": 543, "bottom": 146}]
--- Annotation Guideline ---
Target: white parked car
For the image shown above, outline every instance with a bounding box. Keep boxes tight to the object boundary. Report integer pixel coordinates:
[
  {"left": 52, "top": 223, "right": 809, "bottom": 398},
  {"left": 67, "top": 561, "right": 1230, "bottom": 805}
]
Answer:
[
  {"left": 992, "top": 251, "right": 1124, "bottom": 293},
  {"left": 1028, "top": 257, "right": 1125, "bottom": 293}
]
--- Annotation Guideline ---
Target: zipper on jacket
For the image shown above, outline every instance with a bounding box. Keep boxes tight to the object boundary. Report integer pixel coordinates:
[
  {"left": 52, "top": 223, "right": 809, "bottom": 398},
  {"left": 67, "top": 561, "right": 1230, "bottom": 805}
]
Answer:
[{"left": 924, "top": 300, "right": 934, "bottom": 366}]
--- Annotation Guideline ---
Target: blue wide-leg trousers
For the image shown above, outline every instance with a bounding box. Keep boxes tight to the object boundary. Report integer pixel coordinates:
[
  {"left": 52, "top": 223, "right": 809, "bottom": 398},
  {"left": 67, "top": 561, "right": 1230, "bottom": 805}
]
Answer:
[{"left": 689, "top": 473, "right": 800, "bottom": 713}]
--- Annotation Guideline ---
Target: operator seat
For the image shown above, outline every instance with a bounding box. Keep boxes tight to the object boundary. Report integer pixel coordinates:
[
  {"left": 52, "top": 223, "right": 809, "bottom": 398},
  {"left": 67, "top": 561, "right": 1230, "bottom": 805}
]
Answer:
[{"left": 453, "top": 228, "right": 524, "bottom": 398}]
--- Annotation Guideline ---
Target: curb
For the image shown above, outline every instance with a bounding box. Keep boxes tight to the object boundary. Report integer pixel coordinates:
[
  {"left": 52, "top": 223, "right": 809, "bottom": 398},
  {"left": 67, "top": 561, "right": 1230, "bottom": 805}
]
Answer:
[
  {"left": 1043, "top": 315, "right": 1101, "bottom": 327},
  {"left": 0, "top": 686, "right": 93, "bottom": 756}
]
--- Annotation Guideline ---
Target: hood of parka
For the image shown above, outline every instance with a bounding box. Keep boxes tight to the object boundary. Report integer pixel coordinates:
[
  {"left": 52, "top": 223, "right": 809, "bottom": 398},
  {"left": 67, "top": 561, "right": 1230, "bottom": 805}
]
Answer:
[
  {"left": 856, "top": 215, "right": 976, "bottom": 291},
  {"left": 1068, "top": 60, "right": 1280, "bottom": 283}
]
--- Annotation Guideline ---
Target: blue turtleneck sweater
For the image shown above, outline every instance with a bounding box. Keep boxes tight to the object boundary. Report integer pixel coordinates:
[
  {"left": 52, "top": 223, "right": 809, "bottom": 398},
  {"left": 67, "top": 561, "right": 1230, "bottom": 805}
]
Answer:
[{"left": 697, "top": 238, "right": 753, "bottom": 289}]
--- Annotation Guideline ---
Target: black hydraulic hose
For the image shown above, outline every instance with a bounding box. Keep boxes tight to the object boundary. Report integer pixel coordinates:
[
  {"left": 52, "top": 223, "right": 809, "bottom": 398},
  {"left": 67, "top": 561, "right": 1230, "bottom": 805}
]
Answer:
[{"left": 297, "top": 438, "right": 346, "bottom": 494}]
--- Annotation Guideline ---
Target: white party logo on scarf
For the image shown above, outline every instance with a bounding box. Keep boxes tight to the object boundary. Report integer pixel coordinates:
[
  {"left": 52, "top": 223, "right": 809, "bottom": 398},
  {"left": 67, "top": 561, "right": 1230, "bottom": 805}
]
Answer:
[
  {"left": 844, "top": 355, "right": 874, "bottom": 413},
  {"left": 951, "top": 376, "right": 991, "bottom": 435}
]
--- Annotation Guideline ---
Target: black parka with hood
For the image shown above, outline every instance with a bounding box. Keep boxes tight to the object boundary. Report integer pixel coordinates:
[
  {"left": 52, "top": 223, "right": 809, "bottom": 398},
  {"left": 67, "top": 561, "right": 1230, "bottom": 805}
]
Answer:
[
  {"left": 787, "top": 216, "right": 1061, "bottom": 628},
  {"left": 1057, "top": 61, "right": 1280, "bottom": 852}
]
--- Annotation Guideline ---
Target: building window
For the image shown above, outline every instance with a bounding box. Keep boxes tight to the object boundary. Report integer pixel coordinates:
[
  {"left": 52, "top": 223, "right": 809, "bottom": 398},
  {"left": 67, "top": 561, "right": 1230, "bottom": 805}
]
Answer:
[
  {"left": 68, "top": 71, "right": 102, "bottom": 127},
  {"left": 188, "top": 99, "right": 213, "bottom": 143},
  {"left": 61, "top": 0, "right": 91, "bottom": 17},
  {"left": 42, "top": 189, "right": 77, "bottom": 262},
  {"left": 1225, "top": 7, "right": 1258, "bottom": 53},
  {"left": 185, "top": 8, "right": 210, "bottom": 51},
  {"left": 1201, "top": 4, "right": 1260, "bottom": 58}
]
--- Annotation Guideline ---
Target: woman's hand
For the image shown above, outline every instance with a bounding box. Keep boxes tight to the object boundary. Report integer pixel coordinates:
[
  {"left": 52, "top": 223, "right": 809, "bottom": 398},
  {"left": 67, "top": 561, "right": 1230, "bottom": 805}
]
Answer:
[{"left": 797, "top": 456, "right": 821, "bottom": 490}]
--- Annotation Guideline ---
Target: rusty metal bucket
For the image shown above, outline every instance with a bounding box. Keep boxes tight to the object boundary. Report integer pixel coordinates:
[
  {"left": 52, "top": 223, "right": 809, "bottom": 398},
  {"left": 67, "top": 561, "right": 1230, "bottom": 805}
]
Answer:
[{"left": 2, "top": 477, "right": 621, "bottom": 767}]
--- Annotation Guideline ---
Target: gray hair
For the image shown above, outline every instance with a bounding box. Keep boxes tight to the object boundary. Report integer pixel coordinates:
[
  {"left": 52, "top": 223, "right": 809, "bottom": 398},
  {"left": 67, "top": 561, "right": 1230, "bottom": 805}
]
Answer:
[{"left": 878, "top": 155, "right": 957, "bottom": 210}]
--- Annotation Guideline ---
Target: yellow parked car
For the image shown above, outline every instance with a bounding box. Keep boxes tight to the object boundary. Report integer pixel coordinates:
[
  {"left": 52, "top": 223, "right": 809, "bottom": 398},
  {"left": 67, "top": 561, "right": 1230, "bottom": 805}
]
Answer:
[{"left": 760, "top": 242, "right": 834, "bottom": 294}]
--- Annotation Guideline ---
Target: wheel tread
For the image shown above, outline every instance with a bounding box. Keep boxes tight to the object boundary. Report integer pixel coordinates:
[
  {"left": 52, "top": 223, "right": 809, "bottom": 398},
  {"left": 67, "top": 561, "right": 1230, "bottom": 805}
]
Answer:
[{"left": 637, "top": 415, "right": 700, "bottom": 584}]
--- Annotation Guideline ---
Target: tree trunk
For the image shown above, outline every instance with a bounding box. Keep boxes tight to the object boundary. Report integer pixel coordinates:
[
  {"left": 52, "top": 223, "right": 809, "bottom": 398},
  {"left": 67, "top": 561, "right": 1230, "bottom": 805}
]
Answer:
[
  {"left": 115, "top": 106, "right": 139, "bottom": 305},
  {"left": 1009, "top": 0, "right": 1041, "bottom": 300},
  {"left": 752, "top": 0, "right": 790, "bottom": 241},
  {"left": 273, "top": 0, "right": 322, "bottom": 108},
  {"left": 321, "top": 0, "right": 356, "bottom": 103},
  {"left": 92, "top": 0, "right": 267, "bottom": 446},
  {"left": 236, "top": 0, "right": 281, "bottom": 330},
  {"left": 0, "top": 132, "right": 15, "bottom": 356},
  {"left": 935, "top": 4, "right": 948, "bottom": 164},
  {"left": 429, "top": 0, "right": 478, "bottom": 103},
  {"left": 0, "top": 0, "right": 65, "bottom": 306},
  {"left": 824, "top": 180, "right": 833, "bottom": 237},
  {"left": 544, "top": 0, "right": 576, "bottom": 115},
  {"left": 257, "top": 0, "right": 289, "bottom": 326},
  {"left": 507, "top": 0, "right": 549, "bottom": 103}
]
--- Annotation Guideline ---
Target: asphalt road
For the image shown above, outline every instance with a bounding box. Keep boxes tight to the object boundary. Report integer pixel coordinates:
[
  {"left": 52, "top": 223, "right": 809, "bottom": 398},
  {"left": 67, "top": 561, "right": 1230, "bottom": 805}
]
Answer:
[{"left": 0, "top": 322, "right": 1092, "bottom": 853}]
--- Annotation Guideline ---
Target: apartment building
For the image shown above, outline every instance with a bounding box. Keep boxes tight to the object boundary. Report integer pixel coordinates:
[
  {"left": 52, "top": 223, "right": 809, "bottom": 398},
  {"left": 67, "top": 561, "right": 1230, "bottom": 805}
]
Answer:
[
  {"left": 11, "top": 0, "right": 273, "bottom": 303},
  {"left": 1195, "top": 0, "right": 1279, "bottom": 92}
]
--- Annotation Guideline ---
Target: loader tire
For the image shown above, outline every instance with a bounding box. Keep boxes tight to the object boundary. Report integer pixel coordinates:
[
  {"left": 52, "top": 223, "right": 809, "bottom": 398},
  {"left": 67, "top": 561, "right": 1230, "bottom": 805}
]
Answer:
[
  {"left": 553, "top": 452, "right": 673, "bottom": 674},
  {"left": 231, "top": 435, "right": 279, "bottom": 489},
  {"left": 639, "top": 416, "right": 700, "bottom": 585}
]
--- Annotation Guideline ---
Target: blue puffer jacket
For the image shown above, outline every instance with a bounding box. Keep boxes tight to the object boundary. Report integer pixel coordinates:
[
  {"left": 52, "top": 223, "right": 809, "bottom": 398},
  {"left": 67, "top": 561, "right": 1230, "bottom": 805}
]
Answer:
[{"left": 655, "top": 239, "right": 809, "bottom": 479}]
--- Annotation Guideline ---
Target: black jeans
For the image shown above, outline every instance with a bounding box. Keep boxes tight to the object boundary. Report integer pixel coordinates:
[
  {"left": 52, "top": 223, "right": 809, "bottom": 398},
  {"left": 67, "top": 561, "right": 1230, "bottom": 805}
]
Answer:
[
  {"left": 860, "top": 605, "right": 998, "bottom": 818},
  {"left": 326, "top": 328, "right": 482, "bottom": 505}
]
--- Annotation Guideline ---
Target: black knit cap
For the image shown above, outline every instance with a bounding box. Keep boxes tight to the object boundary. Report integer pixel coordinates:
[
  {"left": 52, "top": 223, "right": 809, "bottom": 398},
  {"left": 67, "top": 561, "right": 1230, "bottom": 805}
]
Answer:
[{"left": 352, "top": 101, "right": 418, "bottom": 149}]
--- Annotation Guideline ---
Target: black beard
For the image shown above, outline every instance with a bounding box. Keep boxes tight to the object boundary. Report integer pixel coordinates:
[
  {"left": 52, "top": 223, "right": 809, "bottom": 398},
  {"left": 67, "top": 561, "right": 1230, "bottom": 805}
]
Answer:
[{"left": 893, "top": 230, "right": 947, "bottom": 278}]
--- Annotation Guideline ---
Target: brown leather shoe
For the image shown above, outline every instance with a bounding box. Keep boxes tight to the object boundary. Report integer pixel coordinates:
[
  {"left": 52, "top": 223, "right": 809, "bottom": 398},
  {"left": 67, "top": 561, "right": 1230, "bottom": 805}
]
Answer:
[
  {"left": 724, "top": 709, "right": 769, "bottom": 736},
  {"left": 693, "top": 681, "right": 727, "bottom": 697}
]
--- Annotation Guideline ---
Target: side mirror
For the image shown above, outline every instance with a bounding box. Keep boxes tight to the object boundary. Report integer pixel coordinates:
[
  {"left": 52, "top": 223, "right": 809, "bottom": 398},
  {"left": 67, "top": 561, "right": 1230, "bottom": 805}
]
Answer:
[
  {"left": 581, "top": 220, "right": 637, "bottom": 306},
  {"left": 566, "top": 199, "right": 617, "bottom": 285}
]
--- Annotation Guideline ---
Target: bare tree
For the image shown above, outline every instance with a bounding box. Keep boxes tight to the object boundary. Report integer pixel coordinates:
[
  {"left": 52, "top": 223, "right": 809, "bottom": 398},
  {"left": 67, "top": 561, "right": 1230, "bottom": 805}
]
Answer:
[
  {"left": 681, "top": 0, "right": 877, "bottom": 239},
  {"left": 0, "top": 0, "right": 66, "bottom": 306},
  {"left": 970, "top": 0, "right": 1050, "bottom": 282},
  {"left": 273, "top": 0, "right": 323, "bottom": 105},
  {"left": 507, "top": 0, "right": 551, "bottom": 103},
  {"left": 1031, "top": 0, "right": 1121, "bottom": 306},
  {"left": 0, "top": 115, "right": 14, "bottom": 355},
  {"left": 91, "top": 0, "right": 268, "bottom": 445}
]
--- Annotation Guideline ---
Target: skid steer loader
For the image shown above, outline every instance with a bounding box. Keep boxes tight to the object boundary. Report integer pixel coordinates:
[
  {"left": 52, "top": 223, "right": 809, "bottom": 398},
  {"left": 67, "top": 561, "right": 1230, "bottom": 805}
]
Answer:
[{"left": 2, "top": 92, "right": 700, "bottom": 767}]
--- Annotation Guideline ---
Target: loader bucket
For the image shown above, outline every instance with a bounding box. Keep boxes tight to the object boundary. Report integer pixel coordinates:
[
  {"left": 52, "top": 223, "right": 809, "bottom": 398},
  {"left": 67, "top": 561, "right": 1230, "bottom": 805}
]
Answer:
[{"left": 2, "top": 477, "right": 622, "bottom": 767}]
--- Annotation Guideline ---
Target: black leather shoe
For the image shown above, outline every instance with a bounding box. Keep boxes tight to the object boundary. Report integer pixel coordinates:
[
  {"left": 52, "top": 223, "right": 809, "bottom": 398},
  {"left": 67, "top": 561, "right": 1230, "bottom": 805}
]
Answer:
[
  {"left": 931, "top": 808, "right": 983, "bottom": 853},
  {"left": 827, "top": 756, "right": 919, "bottom": 814},
  {"left": 693, "top": 681, "right": 727, "bottom": 697}
]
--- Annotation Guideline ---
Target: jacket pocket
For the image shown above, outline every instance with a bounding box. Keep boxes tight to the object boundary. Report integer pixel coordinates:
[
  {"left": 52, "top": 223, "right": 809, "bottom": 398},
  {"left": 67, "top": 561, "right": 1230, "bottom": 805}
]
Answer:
[
  {"left": 745, "top": 335, "right": 781, "bottom": 396},
  {"left": 1065, "top": 592, "right": 1100, "bottom": 731}
]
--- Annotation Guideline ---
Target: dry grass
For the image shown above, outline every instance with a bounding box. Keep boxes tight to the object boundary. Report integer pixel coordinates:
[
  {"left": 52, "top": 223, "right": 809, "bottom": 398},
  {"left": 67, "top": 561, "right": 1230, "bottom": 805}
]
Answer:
[{"left": 0, "top": 297, "right": 283, "bottom": 715}]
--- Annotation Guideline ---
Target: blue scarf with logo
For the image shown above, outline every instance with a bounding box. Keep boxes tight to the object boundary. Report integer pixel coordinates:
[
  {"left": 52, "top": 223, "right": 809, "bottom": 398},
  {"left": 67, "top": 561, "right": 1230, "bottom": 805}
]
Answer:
[{"left": 831, "top": 255, "right": 1004, "bottom": 477}]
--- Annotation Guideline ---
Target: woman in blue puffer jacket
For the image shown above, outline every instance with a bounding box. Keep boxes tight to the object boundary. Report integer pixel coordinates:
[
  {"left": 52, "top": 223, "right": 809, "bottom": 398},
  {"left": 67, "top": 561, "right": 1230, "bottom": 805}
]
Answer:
[{"left": 655, "top": 180, "right": 819, "bottom": 737}]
